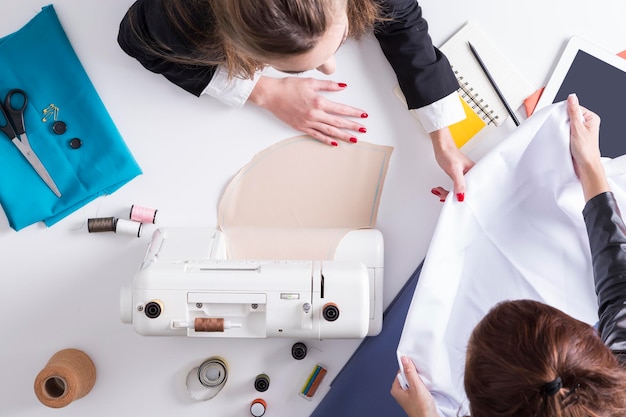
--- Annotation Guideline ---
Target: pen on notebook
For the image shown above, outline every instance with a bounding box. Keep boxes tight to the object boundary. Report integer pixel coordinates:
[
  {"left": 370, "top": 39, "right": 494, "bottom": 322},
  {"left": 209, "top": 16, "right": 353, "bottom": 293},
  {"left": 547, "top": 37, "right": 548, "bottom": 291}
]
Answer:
[{"left": 467, "top": 42, "right": 521, "bottom": 126}]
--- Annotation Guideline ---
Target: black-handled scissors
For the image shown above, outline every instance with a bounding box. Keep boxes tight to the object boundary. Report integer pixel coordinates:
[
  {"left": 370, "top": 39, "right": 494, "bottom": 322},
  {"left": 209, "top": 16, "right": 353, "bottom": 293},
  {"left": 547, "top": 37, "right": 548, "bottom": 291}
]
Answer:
[{"left": 0, "top": 89, "right": 61, "bottom": 197}]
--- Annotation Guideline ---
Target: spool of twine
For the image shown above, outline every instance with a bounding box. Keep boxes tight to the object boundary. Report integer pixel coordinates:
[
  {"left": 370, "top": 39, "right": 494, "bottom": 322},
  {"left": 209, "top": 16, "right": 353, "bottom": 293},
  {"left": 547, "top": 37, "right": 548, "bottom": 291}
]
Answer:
[{"left": 34, "top": 349, "right": 96, "bottom": 408}]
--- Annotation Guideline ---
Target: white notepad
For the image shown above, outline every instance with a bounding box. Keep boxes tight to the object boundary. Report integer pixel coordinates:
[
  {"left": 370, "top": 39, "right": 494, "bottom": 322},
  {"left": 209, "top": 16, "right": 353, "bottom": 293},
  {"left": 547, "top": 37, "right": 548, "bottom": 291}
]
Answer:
[{"left": 440, "top": 21, "right": 535, "bottom": 126}]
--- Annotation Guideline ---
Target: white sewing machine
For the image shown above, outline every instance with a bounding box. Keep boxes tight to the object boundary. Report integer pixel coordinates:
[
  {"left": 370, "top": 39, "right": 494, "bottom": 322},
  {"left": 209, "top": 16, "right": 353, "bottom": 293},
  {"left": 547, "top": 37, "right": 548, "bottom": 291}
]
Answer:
[{"left": 120, "top": 228, "right": 384, "bottom": 339}]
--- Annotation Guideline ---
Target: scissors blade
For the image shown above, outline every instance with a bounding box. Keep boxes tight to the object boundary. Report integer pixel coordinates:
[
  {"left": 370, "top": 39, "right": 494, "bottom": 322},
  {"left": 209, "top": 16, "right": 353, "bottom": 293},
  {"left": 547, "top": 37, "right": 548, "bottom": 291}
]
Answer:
[{"left": 11, "top": 136, "right": 62, "bottom": 198}]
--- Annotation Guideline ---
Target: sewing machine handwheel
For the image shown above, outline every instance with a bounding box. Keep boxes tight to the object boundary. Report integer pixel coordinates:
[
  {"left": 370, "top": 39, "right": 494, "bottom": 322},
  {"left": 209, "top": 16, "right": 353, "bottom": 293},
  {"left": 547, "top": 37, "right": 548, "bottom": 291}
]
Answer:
[
  {"left": 144, "top": 300, "right": 163, "bottom": 319},
  {"left": 322, "top": 303, "right": 340, "bottom": 322}
]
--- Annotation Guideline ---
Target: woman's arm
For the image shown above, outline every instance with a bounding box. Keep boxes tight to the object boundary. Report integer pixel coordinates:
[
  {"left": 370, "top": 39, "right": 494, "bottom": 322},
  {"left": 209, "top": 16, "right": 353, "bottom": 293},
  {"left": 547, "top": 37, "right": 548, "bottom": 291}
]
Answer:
[
  {"left": 568, "top": 94, "right": 610, "bottom": 200},
  {"left": 583, "top": 193, "right": 626, "bottom": 360},
  {"left": 374, "top": 0, "right": 472, "bottom": 201},
  {"left": 119, "top": 0, "right": 369, "bottom": 145},
  {"left": 118, "top": 0, "right": 216, "bottom": 96},
  {"left": 373, "top": 0, "right": 459, "bottom": 109},
  {"left": 569, "top": 94, "right": 626, "bottom": 359}
]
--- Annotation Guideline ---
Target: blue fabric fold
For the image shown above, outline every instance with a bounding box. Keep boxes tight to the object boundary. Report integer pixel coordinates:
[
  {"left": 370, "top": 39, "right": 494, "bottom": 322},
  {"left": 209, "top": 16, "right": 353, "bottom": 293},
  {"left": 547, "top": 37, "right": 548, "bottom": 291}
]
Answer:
[
  {"left": 0, "top": 5, "right": 142, "bottom": 230},
  {"left": 310, "top": 262, "right": 422, "bottom": 417}
]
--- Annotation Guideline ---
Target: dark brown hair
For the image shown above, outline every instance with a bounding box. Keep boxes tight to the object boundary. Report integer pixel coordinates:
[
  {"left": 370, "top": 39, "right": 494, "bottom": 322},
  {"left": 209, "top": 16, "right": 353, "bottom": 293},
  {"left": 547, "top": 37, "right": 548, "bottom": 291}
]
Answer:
[
  {"left": 464, "top": 300, "right": 626, "bottom": 417},
  {"left": 127, "top": 0, "right": 381, "bottom": 79}
]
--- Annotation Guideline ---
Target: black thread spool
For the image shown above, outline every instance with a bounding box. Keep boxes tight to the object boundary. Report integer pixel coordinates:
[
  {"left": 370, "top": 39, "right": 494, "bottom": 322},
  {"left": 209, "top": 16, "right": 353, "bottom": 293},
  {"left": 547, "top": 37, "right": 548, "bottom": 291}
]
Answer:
[
  {"left": 254, "top": 374, "right": 270, "bottom": 392},
  {"left": 87, "top": 217, "right": 117, "bottom": 233},
  {"left": 291, "top": 342, "right": 307, "bottom": 360}
]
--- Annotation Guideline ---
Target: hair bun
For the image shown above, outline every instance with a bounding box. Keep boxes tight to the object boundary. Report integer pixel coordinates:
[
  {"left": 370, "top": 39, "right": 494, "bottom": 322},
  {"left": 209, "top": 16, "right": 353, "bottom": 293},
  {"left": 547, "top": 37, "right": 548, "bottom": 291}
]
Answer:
[{"left": 543, "top": 376, "right": 563, "bottom": 396}]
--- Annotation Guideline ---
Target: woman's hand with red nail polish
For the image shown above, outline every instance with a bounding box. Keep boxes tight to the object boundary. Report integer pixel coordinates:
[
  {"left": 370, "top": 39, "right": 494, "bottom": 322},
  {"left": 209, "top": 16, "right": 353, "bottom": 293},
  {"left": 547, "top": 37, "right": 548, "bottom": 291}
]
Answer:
[
  {"left": 249, "top": 76, "right": 369, "bottom": 146},
  {"left": 431, "top": 186, "right": 450, "bottom": 202},
  {"left": 430, "top": 128, "right": 475, "bottom": 202}
]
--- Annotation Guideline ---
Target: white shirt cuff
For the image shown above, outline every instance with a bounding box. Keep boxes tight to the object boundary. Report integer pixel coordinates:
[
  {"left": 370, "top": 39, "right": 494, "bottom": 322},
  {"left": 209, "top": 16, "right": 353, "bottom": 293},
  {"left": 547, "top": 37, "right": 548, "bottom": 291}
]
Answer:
[
  {"left": 410, "top": 92, "right": 466, "bottom": 133},
  {"left": 201, "top": 65, "right": 263, "bottom": 109}
]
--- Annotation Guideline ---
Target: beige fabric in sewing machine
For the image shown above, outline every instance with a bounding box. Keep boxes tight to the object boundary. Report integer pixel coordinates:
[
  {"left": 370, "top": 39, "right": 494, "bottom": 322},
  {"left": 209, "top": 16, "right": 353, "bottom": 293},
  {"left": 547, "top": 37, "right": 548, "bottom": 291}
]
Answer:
[{"left": 217, "top": 136, "right": 393, "bottom": 260}]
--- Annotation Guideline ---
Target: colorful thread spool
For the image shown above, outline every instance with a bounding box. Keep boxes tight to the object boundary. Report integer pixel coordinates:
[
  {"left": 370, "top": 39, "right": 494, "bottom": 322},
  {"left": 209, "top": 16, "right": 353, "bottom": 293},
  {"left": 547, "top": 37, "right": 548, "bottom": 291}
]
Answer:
[
  {"left": 129, "top": 205, "right": 158, "bottom": 224},
  {"left": 299, "top": 364, "right": 327, "bottom": 399}
]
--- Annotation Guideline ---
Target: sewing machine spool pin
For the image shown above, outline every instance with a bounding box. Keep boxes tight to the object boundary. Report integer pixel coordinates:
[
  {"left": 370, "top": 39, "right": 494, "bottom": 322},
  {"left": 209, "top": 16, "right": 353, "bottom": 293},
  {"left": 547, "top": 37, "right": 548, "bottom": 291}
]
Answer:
[{"left": 171, "top": 318, "right": 242, "bottom": 332}]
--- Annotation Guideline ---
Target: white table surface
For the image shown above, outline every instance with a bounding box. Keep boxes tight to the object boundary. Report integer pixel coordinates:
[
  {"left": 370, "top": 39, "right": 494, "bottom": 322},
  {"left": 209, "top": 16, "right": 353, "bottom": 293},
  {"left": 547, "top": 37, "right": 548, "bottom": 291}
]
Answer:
[{"left": 1, "top": 0, "right": 625, "bottom": 416}]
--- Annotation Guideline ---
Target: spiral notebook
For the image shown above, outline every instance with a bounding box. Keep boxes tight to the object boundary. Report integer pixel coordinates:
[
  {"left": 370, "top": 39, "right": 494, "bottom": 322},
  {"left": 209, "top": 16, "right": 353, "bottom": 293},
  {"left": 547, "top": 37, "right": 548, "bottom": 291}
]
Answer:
[{"left": 395, "top": 21, "right": 534, "bottom": 148}]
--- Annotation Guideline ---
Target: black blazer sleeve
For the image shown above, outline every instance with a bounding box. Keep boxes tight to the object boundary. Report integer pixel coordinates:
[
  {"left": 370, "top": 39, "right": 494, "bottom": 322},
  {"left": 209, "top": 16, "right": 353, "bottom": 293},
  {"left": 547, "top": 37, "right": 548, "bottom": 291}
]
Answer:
[
  {"left": 374, "top": 0, "right": 459, "bottom": 110},
  {"left": 583, "top": 191, "right": 626, "bottom": 364},
  {"left": 117, "top": 0, "right": 215, "bottom": 96}
]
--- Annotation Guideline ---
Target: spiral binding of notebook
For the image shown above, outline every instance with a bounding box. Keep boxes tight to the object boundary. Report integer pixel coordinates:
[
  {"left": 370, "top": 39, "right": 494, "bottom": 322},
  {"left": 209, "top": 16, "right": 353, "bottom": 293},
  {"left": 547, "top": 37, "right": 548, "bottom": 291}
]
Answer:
[
  {"left": 392, "top": 80, "right": 487, "bottom": 149},
  {"left": 440, "top": 21, "right": 534, "bottom": 129},
  {"left": 454, "top": 69, "right": 498, "bottom": 126},
  {"left": 394, "top": 22, "right": 533, "bottom": 148}
]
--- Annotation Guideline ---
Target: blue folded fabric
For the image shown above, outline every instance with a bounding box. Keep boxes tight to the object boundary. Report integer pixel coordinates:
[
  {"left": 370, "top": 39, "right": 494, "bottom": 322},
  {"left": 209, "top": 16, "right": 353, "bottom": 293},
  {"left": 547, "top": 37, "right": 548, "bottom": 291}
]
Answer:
[
  {"left": 310, "top": 262, "right": 422, "bottom": 417},
  {"left": 0, "top": 5, "right": 141, "bottom": 230}
]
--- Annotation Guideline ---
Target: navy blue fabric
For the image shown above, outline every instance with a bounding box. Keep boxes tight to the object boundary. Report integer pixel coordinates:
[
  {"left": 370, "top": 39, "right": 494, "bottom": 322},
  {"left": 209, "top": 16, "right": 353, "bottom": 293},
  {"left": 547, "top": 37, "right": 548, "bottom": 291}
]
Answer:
[
  {"left": 311, "top": 262, "right": 423, "bottom": 417},
  {"left": 0, "top": 5, "right": 141, "bottom": 230}
]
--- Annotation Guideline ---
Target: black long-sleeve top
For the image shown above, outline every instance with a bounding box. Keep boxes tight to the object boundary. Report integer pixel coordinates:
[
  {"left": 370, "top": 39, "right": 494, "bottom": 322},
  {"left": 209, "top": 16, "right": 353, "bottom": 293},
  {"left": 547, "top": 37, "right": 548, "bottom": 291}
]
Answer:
[
  {"left": 117, "top": 0, "right": 459, "bottom": 109},
  {"left": 583, "top": 191, "right": 626, "bottom": 364}
]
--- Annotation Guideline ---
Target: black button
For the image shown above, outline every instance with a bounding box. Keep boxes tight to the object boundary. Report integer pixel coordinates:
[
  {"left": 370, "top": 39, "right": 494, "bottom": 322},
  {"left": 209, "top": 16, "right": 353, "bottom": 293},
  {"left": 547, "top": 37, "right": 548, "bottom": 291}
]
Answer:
[
  {"left": 52, "top": 121, "right": 67, "bottom": 134},
  {"left": 68, "top": 138, "right": 82, "bottom": 149}
]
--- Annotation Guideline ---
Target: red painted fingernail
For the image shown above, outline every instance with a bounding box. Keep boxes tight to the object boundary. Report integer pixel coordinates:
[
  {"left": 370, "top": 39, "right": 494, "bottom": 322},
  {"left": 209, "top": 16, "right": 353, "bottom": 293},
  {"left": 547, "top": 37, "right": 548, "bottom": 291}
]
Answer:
[
  {"left": 431, "top": 188, "right": 441, "bottom": 196},
  {"left": 350, "top": 137, "right": 358, "bottom": 143},
  {"left": 440, "top": 198, "right": 446, "bottom": 203},
  {"left": 457, "top": 193, "right": 465, "bottom": 202},
  {"left": 331, "top": 141, "right": 338, "bottom": 146},
  {"left": 361, "top": 113, "right": 368, "bottom": 118},
  {"left": 338, "top": 82, "right": 347, "bottom": 88},
  {"left": 359, "top": 127, "right": 367, "bottom": 133}
]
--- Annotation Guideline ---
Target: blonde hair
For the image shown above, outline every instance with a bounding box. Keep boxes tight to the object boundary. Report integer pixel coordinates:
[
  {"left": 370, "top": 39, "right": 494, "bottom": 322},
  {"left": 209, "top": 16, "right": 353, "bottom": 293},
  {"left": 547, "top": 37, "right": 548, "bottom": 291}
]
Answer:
[{"left": 126, "top": 0, "right": 381, "bottom": 79}]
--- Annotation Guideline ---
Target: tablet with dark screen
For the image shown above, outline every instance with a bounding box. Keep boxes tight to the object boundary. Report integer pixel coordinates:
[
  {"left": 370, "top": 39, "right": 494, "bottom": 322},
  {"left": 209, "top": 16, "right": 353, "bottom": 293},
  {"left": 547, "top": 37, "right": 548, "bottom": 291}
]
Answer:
[{"left": 536, "top": 37, "right": 626, "bottom": 158}]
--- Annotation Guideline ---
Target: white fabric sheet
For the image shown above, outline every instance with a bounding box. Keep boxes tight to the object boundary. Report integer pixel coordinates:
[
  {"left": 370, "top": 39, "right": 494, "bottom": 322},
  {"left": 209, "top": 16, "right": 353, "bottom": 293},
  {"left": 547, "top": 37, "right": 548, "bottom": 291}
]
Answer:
[{"left": 397, "top": 101, "right": 626, "bottom": 417}]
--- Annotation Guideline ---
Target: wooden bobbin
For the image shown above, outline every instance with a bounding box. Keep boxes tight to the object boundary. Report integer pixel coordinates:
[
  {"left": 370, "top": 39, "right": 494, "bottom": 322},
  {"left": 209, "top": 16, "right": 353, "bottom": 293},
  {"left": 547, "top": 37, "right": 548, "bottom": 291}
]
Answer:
[{"left": 34, "top": 348, "right": 96, "bottom": 408}]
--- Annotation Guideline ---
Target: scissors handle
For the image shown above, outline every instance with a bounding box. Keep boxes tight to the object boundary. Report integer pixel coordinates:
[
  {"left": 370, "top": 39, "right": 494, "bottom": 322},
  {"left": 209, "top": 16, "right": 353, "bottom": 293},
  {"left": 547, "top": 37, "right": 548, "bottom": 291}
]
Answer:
[
  {"left": 3, "top": 89, "right": 28, "bottom": 136},
  {"left": 0, "top": 105, "right": 16, "bottom": 140}
]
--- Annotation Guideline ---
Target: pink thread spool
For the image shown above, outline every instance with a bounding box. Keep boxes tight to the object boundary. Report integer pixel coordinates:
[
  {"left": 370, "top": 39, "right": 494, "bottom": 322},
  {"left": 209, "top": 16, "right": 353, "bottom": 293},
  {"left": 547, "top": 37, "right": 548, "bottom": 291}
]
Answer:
[{"left": 129, "top": 205, "right": 158, "bottom": 224}]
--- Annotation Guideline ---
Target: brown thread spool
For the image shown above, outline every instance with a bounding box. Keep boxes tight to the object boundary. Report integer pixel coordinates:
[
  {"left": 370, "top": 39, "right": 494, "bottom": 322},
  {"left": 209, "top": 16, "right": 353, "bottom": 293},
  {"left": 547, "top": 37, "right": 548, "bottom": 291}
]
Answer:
[
  {"left": 194, "top": 318, "right": 224, "bottom": 332},
  {"left": 87, "top": 217, "right": 117, "bottom": 233},
  {"left": 34, "top": 349, "right": 96, "bottom": 408}
]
